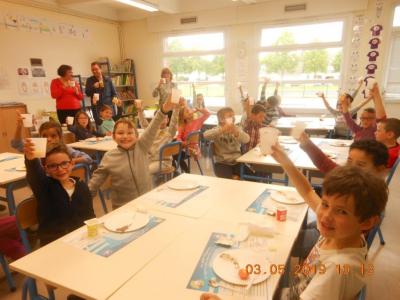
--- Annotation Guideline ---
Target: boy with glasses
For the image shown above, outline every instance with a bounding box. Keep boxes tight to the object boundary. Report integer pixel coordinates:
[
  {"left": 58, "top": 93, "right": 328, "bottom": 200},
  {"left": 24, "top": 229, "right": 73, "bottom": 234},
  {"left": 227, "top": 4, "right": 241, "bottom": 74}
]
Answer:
[{"left": 24, "top": 143, "right": 95, "bottom": 245}]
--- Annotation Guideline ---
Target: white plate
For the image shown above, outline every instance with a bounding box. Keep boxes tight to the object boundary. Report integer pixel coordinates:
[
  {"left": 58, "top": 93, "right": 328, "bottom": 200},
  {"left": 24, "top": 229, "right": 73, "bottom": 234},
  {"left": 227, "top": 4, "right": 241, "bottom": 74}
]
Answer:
[
  {"left": 213, "top": 249, "right": 270, "bottom": 286},
  {"left": 16, "top": 165, "right": 26, "bottom": 171},
  {"left": 85, "top": 137, "right": 98, "bottom": 142},
  {"left": 279, "top": 137, "right": 298, "bottom": 144},
  {"left": 167, "top": 180, "right": 199, "bottom": 190},
  {"left": 104, "top": 212, "right": 149, "bottom": 233},
  {"left": 329, "top": 141, "right": 351, "bottom": 147},
  {"left": 269, "top": 190, "right": 305, "bottom": 205}
]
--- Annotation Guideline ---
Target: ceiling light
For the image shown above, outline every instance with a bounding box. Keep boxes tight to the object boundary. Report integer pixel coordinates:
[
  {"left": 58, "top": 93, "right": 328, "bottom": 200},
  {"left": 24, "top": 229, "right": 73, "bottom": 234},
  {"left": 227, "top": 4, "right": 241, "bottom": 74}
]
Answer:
[{"left": 116, "top": 0, "right": 158, "bottom": 12}]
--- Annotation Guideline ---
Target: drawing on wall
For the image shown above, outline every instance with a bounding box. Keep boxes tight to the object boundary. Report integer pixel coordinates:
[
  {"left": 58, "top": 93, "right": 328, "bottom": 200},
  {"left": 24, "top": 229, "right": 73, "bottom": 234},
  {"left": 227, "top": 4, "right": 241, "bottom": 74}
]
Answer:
[
  {"left": 43, "top": 80, "right": 50, "bottom": 95},
  {"left": 31, "top": 79, "right": 42, "bottom": 95},
  {"left": 4, "top": 13, "right": 18, "bottom": 29},
  {"left": 0, "top": 67, "right": 10, "bottom": 90},
  {"left": 17, "top": 79, "right": 30, "bottom": 96},
  {"left": 17, "top": 67, "right": 29, "bottom": 76},
  {"left": 30, "top": 58, "right": 46, "bottom": 78}
]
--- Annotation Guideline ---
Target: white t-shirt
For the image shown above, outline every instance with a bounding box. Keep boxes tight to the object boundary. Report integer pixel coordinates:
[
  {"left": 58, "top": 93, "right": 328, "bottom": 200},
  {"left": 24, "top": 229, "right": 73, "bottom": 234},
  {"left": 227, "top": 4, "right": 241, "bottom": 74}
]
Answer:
[{"left": 290, "top": 236, "right": 367, "bottom": 300}]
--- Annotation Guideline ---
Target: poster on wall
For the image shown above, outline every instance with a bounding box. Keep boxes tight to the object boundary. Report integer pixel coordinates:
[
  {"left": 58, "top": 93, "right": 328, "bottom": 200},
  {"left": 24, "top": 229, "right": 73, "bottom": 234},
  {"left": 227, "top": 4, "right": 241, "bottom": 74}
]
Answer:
[
  {"left": 42, "top": 80, "right": 50, "bottom": 95},
  {"left": 17, "top": 67, "right": 29, "bottom": 76},
  {"left": 30, "top": 58, "right": 46, "bottom": 77},
  {"left": 31, "top": 79, "right": 42, "bottom": 95},
  {"left": 17, "top": 79, "right": 31, "bottom": 96},
  {"left": 0, "top": 67, "right": 10, "bottom": 90},
  {"left": 4, "top": 13, "right": 19, "bottom": 30}
]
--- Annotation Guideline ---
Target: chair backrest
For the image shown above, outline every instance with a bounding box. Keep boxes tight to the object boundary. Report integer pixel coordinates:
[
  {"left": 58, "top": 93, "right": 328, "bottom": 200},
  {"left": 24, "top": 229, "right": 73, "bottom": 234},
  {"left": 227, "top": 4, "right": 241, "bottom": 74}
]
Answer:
[
  {"left": 386, "top": 156, "right": 400, "bottom": 185},
  {"left": 186, "top": 130, "right": 202, "bottom": 145},
  {"left": 71, "top": 163, "right": 90, "bottom": 183},
  {"left": 159, "top": 141, "right": 182, "bottom": 172},
  {"left": 16, "top": 197, "right": 38, "bottom": 252}
]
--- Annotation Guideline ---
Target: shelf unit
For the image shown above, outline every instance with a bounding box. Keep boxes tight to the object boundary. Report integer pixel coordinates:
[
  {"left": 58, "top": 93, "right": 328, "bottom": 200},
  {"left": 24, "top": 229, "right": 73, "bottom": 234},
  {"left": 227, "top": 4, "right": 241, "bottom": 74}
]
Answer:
[{"left": 97, "top": 58, "right": 138, "bottom": 120}]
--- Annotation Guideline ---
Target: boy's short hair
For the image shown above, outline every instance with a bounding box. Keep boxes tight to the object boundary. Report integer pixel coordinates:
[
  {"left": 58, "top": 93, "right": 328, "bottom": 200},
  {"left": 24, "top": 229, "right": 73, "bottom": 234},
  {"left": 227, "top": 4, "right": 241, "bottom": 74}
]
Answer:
[
  {"left": 349, "top": 140, "right": 388, "bottom": 167},
  {"left": 267, "top": 96, "right": 279, "bottom": 107},
  {"left": 113, "top": 118, "right": 139, "bottom": 137},
  {"left": 57, "top": 64, "right": 72, "bottom": 77},
  {"left": 45, "top": 145, "right": 72, "bottom": 160},
  {"left": 323, "top": 166, "right": 388, "bottom": 221},
  {"left": 217, "top": 107, "right": 234, "bottom": 124},
  {"left": 381, "top": 118, "right": 400, "bottom": 138},
  {"left": 39, "top": 121, "right": 62, "bottom": 138},
  {"left": 364, "top": 107, "right": 376, "bottom": 114},
  {"left": 100, "top": 105, "right": 112, "bottom": 113},
  {"left": 251, "top": 104, "right": 266, "bottom": 115},
  {"left": 91, "top": 61, "right": 101, "bottom": 68}
]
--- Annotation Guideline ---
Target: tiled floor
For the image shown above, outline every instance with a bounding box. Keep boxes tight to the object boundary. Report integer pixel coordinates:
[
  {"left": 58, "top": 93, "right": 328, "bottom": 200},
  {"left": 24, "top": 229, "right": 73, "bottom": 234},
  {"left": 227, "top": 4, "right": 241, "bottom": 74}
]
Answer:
[{"left": 0, "top": 154, "right": 399, "bottom": 300}]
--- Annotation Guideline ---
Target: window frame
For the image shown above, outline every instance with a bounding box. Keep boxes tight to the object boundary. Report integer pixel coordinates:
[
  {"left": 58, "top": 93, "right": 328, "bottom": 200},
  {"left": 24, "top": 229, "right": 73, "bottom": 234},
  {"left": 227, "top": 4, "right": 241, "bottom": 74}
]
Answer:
[
  {"left": 162, "top": 30, "right": 227, "bottom": 108},
  {"left": 256, "top": 18, "right": 348, "bottom": 110},
  {"left": 384, "top": 2, "right": 400, "bottom": 103}
]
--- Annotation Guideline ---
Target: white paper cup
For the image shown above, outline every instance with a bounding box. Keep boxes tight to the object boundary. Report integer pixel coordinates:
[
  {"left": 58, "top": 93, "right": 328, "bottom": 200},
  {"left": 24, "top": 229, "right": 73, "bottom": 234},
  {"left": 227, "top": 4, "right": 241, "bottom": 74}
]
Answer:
[
  {"left": 69, "top": 80, "right": 76, "bottom": 87},
  {"left": 225, "top": 117, "right": 233, "bottom": 125},
  {"left": 249, "top": 97, "right": 255, "bottom": 105},
  {"left": 367, "top": 78, "right": 376, "bottom": 89},
  {"left": 66, "top": 116, "right": 74, "bottom": 125},
  {"left": 260, "top": 127, "right": 280, "bottom": 155},
  {"left": 93, "top": 93, "right": 100, "bottom": 103},
  {"left": 291, "top": 121, "right": 307, "bottom": 139},
  {"left": 161, "top": 78, "right": 166, "bottom": 84},
  {"left": 21, "top": 114, "right": 33, "bottom": 128},
  {"left": 171, "top": 88, "right": 181, "bottom": 104},
  {"left": 30, "top": 138, "right": 47, "bottom": 158},
  {"left": 135, "top": 99, "right": 143, "bottom": 109}
]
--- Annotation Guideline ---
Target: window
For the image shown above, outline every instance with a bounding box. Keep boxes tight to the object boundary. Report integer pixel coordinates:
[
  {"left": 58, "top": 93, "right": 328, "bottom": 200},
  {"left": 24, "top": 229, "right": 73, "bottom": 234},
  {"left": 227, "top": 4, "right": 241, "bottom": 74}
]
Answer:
[
  {"left": 163, "top": 32, "right": 225, "bottom": 107},
  {"left": 258, "top": 21, "right": 344, "bottom": 109},
  {"left": 385, "top": 5, "right": 400, "bottom": 100}
]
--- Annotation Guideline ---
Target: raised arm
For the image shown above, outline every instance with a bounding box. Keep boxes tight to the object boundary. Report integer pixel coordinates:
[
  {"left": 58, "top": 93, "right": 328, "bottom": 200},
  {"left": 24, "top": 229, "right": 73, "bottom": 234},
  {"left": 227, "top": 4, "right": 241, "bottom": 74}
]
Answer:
[
  {"left": 271, "top": 144, "right": 321, "bottom": 212},
  {"left": 88, "top": 158, "right": 110, "bottom": 198},
  {"left": 341, "top": 97, "right": 362, "bottom": 133},
  {"left": 137, "top": 110, "right": 149, "bottom": 129},
  {"left": 317, "top": 92, "right": 339, "bottom": 116},
  {"left": 167, "top": 107, "right": 180, "bottom": 138},
  {"left": 238, "top": 84, "right": 245, "bottom": 101},
  {"left": 260, "top": 80, "right": 268, "bottom": 101},
  {"left": 370, "top": 83, "right": 386, "bottom": 120},
  {"left": 349, "top": 97, "right": 373, "bottom": 115}
]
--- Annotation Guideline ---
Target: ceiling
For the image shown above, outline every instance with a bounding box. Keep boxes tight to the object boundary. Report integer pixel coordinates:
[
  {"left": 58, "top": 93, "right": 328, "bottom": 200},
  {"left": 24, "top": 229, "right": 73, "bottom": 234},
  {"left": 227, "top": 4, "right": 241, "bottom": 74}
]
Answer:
[{"left": 25, "top": 0, "right": 275, "bottom": 22}]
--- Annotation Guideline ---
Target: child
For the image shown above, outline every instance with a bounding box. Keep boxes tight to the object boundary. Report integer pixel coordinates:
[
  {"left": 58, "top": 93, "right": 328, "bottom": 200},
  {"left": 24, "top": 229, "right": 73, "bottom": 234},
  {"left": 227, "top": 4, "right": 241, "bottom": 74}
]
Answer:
[
  {"left": 272, "top": 146, "right": 387, "bottom": 299},
  {"left": 24, "top": 144, "right": 95, "bottom": 245},
  {"left": 298, "top": 132, "right": 388, "bottom": 177},
  {"left": 257, "top": 80, "right": 280, "bottom": 125},
  {"left": 203, "top": 107, "right": 250, "bottom": 179},
  {"left": 192, "top": 83, "right": 206, "bottom": 110},
  {"left": 175, "top": 101, "right": 210, "bottom": 173},
  {"left": 12, "top": 120, "right": 93, "bottom": 165},
  {"left": 261, "top": 80, "right": 294, "bottom": 117},
  {"left": 317, "top": 78, "right": 371, "bottom": 138},
  {"left": 0, "top": 216, "right": 25, "bottom": 260},
  {"left": 98, "top": 105, "right": 115, "bottom": 136},
  {"left": 375, "top": 118, "right": 400, "bottom": 168},
  {"left": 68, "top": 110, "right": 104, "bottom": 140},
  {"left": 88, "top": 97, "right": 175, "bottom": 209},
  {"left": 242, "top": 100, "right": 266, "bottom": 152},
  {"left": 342, "top": 83, "right": 386, "bottom": 141},
  {"left": 137, "top": 99, "right": 180, "bottom": 179}
]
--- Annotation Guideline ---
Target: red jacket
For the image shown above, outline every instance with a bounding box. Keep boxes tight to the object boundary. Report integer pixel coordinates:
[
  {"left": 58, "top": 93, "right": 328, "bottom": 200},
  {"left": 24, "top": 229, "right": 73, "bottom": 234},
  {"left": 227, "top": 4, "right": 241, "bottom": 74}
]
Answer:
[
  {"left": 50, "top": 78, "right": 83, "bottom": 110},
  {"left": 388, "top": 143, "right": 400, "bottom": 168}
]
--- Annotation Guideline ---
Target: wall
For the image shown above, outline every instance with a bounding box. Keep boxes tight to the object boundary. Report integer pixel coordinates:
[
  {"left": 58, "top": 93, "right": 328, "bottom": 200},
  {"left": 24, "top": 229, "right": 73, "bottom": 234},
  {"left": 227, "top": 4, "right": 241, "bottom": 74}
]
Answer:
[
  {"left": 122, "top": 0, "right": 400, "bottom": 117},
  {"left": 0, "top": 0, "right": 121, "bottom": 114}
]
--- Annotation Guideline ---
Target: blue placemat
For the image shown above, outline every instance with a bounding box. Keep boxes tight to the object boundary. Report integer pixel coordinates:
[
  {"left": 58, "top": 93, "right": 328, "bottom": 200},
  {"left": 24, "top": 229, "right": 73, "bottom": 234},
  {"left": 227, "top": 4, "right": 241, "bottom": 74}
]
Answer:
[
  {"left": 159, "top": 186, "right": 209, "bottom": 208},
  {"left": 246, "top": 188, "right": 272, "bottom": 215},
  {"left": 0, "top": 156, "right": 20, "bottom": 163}
]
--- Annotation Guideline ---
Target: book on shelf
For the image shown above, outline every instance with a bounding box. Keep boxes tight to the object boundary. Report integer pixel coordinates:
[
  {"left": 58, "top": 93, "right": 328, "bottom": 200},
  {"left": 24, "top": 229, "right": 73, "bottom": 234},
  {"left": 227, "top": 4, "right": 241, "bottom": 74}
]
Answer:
[
  {"left": 111, "top": 74, "right": 134, "bottom": 86},
  {"left": 116, "top": 90, "right": 136, "bottom": 101}
]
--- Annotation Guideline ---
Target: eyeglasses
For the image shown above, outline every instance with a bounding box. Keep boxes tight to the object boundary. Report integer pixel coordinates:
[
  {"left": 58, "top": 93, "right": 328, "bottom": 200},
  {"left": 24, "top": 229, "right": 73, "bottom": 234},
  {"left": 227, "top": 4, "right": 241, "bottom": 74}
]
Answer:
[{"left": 46, "top": 160, "right": 71, "bottom": 171}]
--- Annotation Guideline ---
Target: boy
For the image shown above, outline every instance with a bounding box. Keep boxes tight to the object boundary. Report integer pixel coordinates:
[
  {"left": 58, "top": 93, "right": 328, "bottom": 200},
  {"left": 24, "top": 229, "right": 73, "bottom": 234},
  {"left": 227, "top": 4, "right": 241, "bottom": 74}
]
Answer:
[
  {"left": 375, "top": 118, "right": 400, "bottom": 168},
  {"left": 298, "top": 132, "right": 388, "bottom": 177},
  {"left": 137, "top": 99, "right": 180, "bottom": 181},
  {"left": 342, "top": 83, "right": 386, "bottom": 141},
  {"left": 242, "top": 100, "right": 266, "bottom": 152},
  {"left": 203, "top": 107, "right": 250, "bottom": 179},
  {"left": 98, "top": 105, "right": 115, "bottom": 136},
  {"left": 24, "top": 144, "right": 95, "bottom": 245},
  {"left": 12, "top": 118, "right": 93, "bottom": 165}
]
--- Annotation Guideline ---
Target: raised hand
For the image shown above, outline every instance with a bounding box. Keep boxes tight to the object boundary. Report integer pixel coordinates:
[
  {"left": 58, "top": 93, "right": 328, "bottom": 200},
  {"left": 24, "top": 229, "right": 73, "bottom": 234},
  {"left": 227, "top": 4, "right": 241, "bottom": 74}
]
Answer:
[
  {"left": 23, "top": 138, "right": 36, "bottom": 160},
  {"left": 271, "top": 143, "right": 291, "bottom": 165}
]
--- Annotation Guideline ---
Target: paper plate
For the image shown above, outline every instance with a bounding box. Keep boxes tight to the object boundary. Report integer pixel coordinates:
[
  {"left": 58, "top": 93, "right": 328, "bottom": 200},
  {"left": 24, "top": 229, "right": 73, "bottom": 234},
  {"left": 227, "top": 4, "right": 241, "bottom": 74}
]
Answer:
[
  {"left": 269, "top": 190, "right": 305, "bottom": 205},
  {"left": 213, "top": 249, "right": 270, "bottom": 286},
  {"left": 104, "top": 212, "right": 149, "bottom": 233},
  {"left": 167, "top": 180, "right": 199, "bottom": 190},
  {"left": 85, "top": 137, "right": 98, "bottom": 142},
  {"left": 279, "top": 137, "right": 298, "bottom": 144},
  {"left": 329, "top": 141, "right": 351, "bottom": 147}
]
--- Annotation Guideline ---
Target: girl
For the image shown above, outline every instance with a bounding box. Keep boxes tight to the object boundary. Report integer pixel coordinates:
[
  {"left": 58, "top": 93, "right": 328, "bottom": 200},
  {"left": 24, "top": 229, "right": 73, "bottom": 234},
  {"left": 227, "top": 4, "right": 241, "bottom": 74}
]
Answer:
[
  {"left": 68, "top": 111, "right": 103, "bottom": 140},
  {"left": 175, "top": 101, "right": 210, "bottom": 173},
  {"left": 88, "top": 97, "right": 175, "bottom": 209}
]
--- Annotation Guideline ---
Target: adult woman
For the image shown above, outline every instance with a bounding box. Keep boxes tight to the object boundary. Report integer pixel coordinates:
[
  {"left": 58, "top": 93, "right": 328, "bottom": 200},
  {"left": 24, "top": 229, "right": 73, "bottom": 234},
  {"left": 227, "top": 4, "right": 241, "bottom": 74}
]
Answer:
[
  {"left": 50, "top": 65, "right": 83, "bottom": 124},
  {"left": 153, "top": 67, "right": 177, "bottom": 122},
  {"left": 85, "top": 62, "right": 119, "bottom": 125}
]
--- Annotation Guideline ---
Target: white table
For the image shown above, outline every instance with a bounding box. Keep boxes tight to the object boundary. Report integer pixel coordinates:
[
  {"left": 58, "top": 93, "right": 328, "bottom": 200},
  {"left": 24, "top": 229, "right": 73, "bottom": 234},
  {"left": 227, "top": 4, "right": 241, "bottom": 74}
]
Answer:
[
  {"left": 0, "top": 152, "right": 27, "bottom": 214},
  {"left": 11, "top": 207, "right": 195, "bottom": 300},
  {"left": 11, "top": 174, "right": 309, "bottom": 300},
  {"left": 203, "top": 114, "right": 242, "bottom": 127},
  {"left": 276, "top": 117, "right": 335, "bottom": 136}
]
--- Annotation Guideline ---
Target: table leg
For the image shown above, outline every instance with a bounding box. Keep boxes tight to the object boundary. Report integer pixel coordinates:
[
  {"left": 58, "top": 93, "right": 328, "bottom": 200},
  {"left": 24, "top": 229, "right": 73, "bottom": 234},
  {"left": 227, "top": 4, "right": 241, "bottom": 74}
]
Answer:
[{"left": 6, "top": 183, "right": 16, "bottom": 215}]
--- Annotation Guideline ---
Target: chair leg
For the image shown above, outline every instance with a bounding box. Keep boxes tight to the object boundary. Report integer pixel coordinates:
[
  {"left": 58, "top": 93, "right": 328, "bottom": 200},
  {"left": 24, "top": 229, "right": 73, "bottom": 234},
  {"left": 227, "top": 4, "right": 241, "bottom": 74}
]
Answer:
[
  {"left": 22, "top": 279, "right": 28, "bottom": 300},
  {"left": 187, "top": 156, "right": 191, "bottom": 173},
  {"left": 0, "top": 255, "right": 16, "bottom": 292},
  {"left": 378, "top": 227, "right": 385, "bottom": 245},
  {"left": 98, "top": 191, "right": 108, "bottom": 214},
  {"left": 195, "top": 159, "right": 203, "bottom": 175}
]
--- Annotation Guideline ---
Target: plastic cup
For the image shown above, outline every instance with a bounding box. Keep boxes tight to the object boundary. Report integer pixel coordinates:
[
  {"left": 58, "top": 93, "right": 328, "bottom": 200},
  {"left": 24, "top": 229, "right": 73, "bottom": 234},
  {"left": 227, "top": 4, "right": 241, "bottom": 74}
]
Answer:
[
  {"left": 99, "top": 81, "right": 104, "bottom": 88},
  {"left": 66, "top": 116, "right": 74, "bottom": 125},
  {"left": 171, "top": 88, "right": 181, "bottom": 104},
  {"left": 93, "top": 93, "right": 99, "bottom": 104},
  {"left": 30, "top": 138, "right": 47, "bottom": 158},
  {"left": 84, "top": 218, "right": 99, "bottom": 238},
  {"left": 260, "top": 127, "right": 280, "bottom": 155},
  {"left": 291, "top": 121, "right": 307, "bottom": 139},
  {"left": 21, "top": 114, "right": 33, "bottom": 128},
  {"left": 69, "top": 80, "right": 76, "bottom": 87}
]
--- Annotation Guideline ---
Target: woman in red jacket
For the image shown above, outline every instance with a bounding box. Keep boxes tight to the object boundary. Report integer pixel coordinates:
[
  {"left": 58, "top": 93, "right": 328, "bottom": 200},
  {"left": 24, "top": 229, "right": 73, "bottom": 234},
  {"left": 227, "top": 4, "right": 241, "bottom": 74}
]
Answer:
[{"left": 50, "top": 65, "right": 83, "bottom": 124}]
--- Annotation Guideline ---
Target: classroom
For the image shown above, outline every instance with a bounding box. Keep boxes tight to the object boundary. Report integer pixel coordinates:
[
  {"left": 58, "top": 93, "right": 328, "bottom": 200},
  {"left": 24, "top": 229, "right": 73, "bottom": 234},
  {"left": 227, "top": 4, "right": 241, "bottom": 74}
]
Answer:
[{"left": 0, "top": 0, "right": 399, "bottom": 299}]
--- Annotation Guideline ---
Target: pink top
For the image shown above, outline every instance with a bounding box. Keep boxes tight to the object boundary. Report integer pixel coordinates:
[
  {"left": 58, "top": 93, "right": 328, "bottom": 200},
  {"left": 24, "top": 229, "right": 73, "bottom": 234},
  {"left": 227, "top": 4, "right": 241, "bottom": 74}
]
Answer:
[{"left": 177, "top": 111, "right": 210, "bottom": 153}]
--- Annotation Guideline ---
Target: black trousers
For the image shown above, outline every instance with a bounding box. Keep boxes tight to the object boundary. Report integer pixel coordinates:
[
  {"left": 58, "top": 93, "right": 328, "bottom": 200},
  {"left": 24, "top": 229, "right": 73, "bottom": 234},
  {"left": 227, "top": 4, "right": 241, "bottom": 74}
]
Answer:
[{"left": 57, "top": 109, "right": 81, "bottom": 124}]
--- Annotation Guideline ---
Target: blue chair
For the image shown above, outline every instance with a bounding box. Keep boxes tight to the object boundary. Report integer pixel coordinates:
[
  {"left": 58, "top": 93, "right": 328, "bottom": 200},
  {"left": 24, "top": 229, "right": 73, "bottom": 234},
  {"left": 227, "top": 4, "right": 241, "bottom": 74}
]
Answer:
[
  {"left": 98, "top": 177, "right": 112, "bottom": 213},
  {"left": 386, "top": 156, "right": 400, "bottom": 185},
  {"left": 208, "top": 141, "right": 217, "bottom": 176},
  {"left": 358, "top": 285, "right": 366, "bottom": 300},
  {"left": 15, "top": 197, "right": 55, "bottom": 300},
  {"left": 185, "top": 130, "right": 204, "bottom": 175},
  {"left": 71, "top": 163, "right": 90, "bottom": 183},
  {"left": 157, "top": 141, "right": 182, "bottom": 182},
  {"left": 0, "top": 253, "right": 16, "bottom": 291}
]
